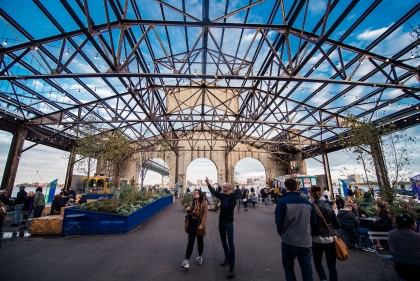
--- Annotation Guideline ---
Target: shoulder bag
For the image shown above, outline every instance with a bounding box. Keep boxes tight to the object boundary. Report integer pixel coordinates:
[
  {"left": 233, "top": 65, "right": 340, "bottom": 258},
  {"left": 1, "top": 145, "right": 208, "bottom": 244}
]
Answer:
[{"left": 312, "top": 203, "right": 348, "bottom": 261}]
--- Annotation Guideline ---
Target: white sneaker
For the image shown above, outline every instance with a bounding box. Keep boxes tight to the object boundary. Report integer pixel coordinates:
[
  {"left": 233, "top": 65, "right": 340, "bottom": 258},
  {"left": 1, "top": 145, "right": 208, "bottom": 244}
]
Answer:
[
  {"left": 181, "top": 259, "right": 189, "bottom": 268},
  {"left": 196, "top": 256, "right": 203, "bottom": 265}
]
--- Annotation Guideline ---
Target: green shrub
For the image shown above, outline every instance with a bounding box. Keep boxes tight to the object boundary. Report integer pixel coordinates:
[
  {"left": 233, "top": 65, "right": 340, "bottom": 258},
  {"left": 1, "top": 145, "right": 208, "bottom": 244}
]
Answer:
[{"left": 76, "top": 190, "right": 168, "bottom": 215}]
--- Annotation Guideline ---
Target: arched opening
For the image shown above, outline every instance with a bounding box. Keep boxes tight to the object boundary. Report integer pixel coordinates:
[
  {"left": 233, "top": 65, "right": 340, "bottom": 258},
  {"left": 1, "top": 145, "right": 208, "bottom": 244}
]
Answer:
[
  {"left": 140, "top": 158, "right": 169, "bottom": 188},
  {"left": 234, "top": 157, "right": 266, "bottom": 187},
  {"left": 186, "top": 158, "right": 217, "bottom": 195}
]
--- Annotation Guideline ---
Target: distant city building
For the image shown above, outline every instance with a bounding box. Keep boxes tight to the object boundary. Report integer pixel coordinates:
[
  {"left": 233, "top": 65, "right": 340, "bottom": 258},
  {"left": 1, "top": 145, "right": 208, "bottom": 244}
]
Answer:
[
  {"left": 197, "top": 179, "right": 203, "bottom": 185},
  {"left": 246, "top": 178, "right": 253, "bottom": 185},
  {"left": 347, "top": 174, "right": 361, "bottom": 183}
]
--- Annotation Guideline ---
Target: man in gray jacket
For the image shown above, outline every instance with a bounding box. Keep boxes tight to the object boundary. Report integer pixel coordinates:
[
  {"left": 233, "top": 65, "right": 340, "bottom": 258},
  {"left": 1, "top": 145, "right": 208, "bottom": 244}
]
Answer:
[
  {"left": 33, "top": 187, "right": 45, "bottom": 218},
  {"left": 275, "top": 179, "right": 316, "bottom": 281}
]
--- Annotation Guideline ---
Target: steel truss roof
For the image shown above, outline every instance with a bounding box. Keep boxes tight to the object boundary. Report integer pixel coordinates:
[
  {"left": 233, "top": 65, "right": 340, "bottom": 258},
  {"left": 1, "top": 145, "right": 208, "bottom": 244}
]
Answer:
[{"left": 0, "top": 0, "right": 419, "bottom": 159}]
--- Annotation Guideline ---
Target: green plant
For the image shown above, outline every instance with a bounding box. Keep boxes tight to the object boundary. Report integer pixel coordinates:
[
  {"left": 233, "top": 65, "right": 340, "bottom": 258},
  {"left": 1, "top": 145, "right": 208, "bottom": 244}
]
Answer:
[
  {"left": 388, "top": 199, "right": 420, "bottom": 221},
  {"left": 77, "top": 191, "right": 168, "bottom": 215},
  {"left": 361, "top": 204, "right": 378, "bottom": 217},
  {"left": 181, "top": 193, "right": 193, "bottom": 209}
]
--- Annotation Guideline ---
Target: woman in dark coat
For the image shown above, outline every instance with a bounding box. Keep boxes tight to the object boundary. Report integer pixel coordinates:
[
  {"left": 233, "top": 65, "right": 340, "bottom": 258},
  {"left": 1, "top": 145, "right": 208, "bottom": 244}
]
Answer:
[
  {"left": 50, "top": 195, "right": 65, "bottom": 215},
  {"left": 181, "top": 190, "right": 208, "bottom": 269},
  {"left": 311, "top": 185, "right": 341, "bottom": 281},
  {"left": 334, "top": 194, "right": 345, "bottom": 210},
  {"left": 371, "top": 202, "right": 393, "bottom": 249}
]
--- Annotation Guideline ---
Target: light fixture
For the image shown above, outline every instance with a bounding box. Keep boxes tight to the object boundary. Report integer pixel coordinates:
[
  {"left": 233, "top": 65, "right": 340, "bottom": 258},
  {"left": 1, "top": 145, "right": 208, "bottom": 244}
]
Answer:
[
  {"left": 399, "top": 103, "right": 401, "bottom": 107},
  {"left": 94, "top": 87, "right": 97, "bottom": 91},
  {"left": 215, "top": 74, "right": 217, "bottom": 79},
  {"left": 95, "top": 53, "right": 98, "bottom": 59},
  {"left": 194, "top": 69, "right": 196, "bottom": 75},
  {"left": 302, "top": 87, "right": 304, "bottom": 92},
  {"left": 244, "top": 74, "right": 247, "bottom": 79},
  {"left": 404, "top": 119, "right": 407, "bottom": 122},
  {"left": 411, "top": 53, "right": 414, "bottom": 59},
  {"left": 408, "top": 104, "right": 411, "bottom": 108},
  {"left": 360, "top": 59, "right": 363, "bottom": 64},
  {"left": 336, "top": 61, "right": 339, "bottom": 67},
  {"left": 344, "top": 95, "right": 346, "bottom": 99},
  {"left": 3, "top": 38, "right": 7, "bottom": 45},
  {"left": 330, "top": 92, "right": 333, "bottom": 97},
  {"left": 182, "top": 79, "right": 185, "bottom": 85},
  {"left": 78, "top": 89, "right": 80, "bottom": 93},
  {"left": 163, "top": 82, "right": 165, "bottom": 87},
  {"left": 35, "top": 46, "right": 38, "bottom": 50},
  {"left": 312, "top": 64, "right": 316, "bottom": 70},
  {"left": 147, "top": 62, "right": 150, "bottom": 68},
  {"left": 66, "top": 48, "right": 69, "bottom": 55},
  {"left": 385, "top": 56, "right": 389, "bottom": 62}
]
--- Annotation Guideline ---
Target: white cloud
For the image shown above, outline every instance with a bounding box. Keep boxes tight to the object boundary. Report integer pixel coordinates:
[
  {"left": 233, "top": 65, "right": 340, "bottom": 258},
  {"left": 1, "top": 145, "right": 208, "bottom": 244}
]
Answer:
[
  {"left": 357, "top": 24, "right": 394, "bottom": 40},
  {"left": 308, "top": 0, "right": 327, "bottom": 15}
]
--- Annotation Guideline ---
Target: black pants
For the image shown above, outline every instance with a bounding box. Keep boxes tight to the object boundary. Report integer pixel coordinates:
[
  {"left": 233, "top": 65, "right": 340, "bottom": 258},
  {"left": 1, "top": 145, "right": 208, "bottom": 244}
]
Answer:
[
  {"left": 185, "top": 218, "right": 203, "bottom": 259},
  {"left": 312, "top": 242, "right": 338, "bottom": 281},
  {"left": 243, "top": 200, "right": 248, "bottom": 209}
]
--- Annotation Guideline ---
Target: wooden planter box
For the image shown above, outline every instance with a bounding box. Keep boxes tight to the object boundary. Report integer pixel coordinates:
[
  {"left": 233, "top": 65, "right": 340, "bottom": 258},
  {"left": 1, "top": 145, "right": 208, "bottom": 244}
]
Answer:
[{"left": 61, "top": 195, "right": 173, "bottom": 235}]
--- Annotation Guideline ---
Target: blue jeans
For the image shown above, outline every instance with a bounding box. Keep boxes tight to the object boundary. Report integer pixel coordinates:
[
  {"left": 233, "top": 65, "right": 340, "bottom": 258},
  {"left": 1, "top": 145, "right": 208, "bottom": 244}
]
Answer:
[
  {"left": 236, "top": 199, "right": 241, "bottom": 211},
  {"left": 358, "top": 227, "right": 372, "bottom": 246},
  {"left": 281, "top": 242, "right": 313, "bottom": 281},
  {"left": 219, "top": 221, "right": 235, "bottom": 269}
]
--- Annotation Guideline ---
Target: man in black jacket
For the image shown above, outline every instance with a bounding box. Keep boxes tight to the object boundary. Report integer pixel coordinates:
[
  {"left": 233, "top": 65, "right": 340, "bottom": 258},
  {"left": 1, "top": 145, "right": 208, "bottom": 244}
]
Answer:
[
  {"left": 337, "top": 203, "right": 374, "bottom": 252},
  {"left": 206, "top": 177, "right": 236, "bottom": 278},
  {"left": 233, "top": 186, "right": 242, "bottom": 213},
  {"left": 11, "top": 185, "right": 27, "bottom": 227}
]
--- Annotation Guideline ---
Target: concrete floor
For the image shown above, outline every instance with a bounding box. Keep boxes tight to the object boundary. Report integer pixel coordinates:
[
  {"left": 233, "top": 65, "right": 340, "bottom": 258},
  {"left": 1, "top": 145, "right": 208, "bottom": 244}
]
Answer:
[{"left": 1, "top": 199, "right": 398, "bottom": 281}]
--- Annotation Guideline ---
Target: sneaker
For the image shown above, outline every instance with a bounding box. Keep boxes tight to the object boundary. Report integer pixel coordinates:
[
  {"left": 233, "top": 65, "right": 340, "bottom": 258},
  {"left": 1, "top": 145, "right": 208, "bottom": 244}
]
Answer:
[
  {"left": 196, "top": 256, "right": 203, "bottom": 265},
  {"left": 181, "top": 259, "right": 189, "bottom": 269},
  {"left": 362, "top": 246, "right": 375, "bottom": 252},
  {"left": 220, "top": 258, "right": 230, "bottom": 267},
  {"left": 375, "top": 245, "right": 384, "bottom": 250},
  {"left": 228, "top": 268, "right": 235, "bottom": 278}
]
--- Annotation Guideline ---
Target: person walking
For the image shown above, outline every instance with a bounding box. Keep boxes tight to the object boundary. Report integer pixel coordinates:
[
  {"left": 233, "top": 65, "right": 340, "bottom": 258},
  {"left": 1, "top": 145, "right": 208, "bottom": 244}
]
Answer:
[
  {"left": 11, "top": 185, "right": 27, "bottom": 227},
  {"left": 311, "top": 185, "right": 341, "bottom": 281},
  {"left": 33, "top": 187, "right": 45, "bottom": 218},
  {"left": 181, "top": 190, "right": 208, "bottom": 269},
  {"left": 242, "top": 189, "right": 249, "bottom": 211},
  {"left": 275, "top": 178, "right": 316, "bottom": 281},
  {"left": 206, "top": 177, "right": 236, "bottom": 278},
  {"left": 234, "top": 186, "right": 242, "bottom": 213}
]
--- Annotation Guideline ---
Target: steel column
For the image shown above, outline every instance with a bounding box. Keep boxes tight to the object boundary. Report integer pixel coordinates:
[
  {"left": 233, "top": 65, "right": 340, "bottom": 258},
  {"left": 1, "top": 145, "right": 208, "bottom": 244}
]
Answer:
[
  {"left": 322, "top": 152, "right": 333, "bottom": 196},
  {"left": 1, "top": 125, "right": 27, "bottom": 196},
  {"left": 64, "top": 143, "right": 76, "bottom": 191}
]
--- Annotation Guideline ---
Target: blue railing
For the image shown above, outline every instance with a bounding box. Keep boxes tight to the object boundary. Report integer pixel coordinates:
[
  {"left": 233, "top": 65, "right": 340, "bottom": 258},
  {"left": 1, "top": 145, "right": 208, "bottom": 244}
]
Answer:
[{"left": 62, "top": 195, "right": 173, "bottom": 235}]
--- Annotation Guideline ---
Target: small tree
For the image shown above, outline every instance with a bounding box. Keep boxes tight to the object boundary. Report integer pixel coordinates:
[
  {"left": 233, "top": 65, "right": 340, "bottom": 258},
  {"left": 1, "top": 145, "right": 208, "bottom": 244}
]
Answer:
[
  {"left": 135, "top": 144, "right": 156, "bottom": 189},
  {"left": 339, "top": 114, "right": 416, "bottom": 202},
  {"left": 70, "top": 125, "right": 104, "bottom": 189},
  {"left": 101, "top": 131, "right": 134, "bottom": 189}
]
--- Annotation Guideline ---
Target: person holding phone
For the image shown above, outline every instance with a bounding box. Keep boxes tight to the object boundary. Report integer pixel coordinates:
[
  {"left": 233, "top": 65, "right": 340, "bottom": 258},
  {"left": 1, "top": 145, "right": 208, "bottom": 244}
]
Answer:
[{"left": 206, "top": 177, "right": 236, "bottom": 278}]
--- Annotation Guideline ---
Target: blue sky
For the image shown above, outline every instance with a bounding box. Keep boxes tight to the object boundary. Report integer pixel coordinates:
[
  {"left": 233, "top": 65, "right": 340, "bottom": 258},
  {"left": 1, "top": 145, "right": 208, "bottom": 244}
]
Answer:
[{"left": 0, "top": 0, "right": 419, "bottom": 185}]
